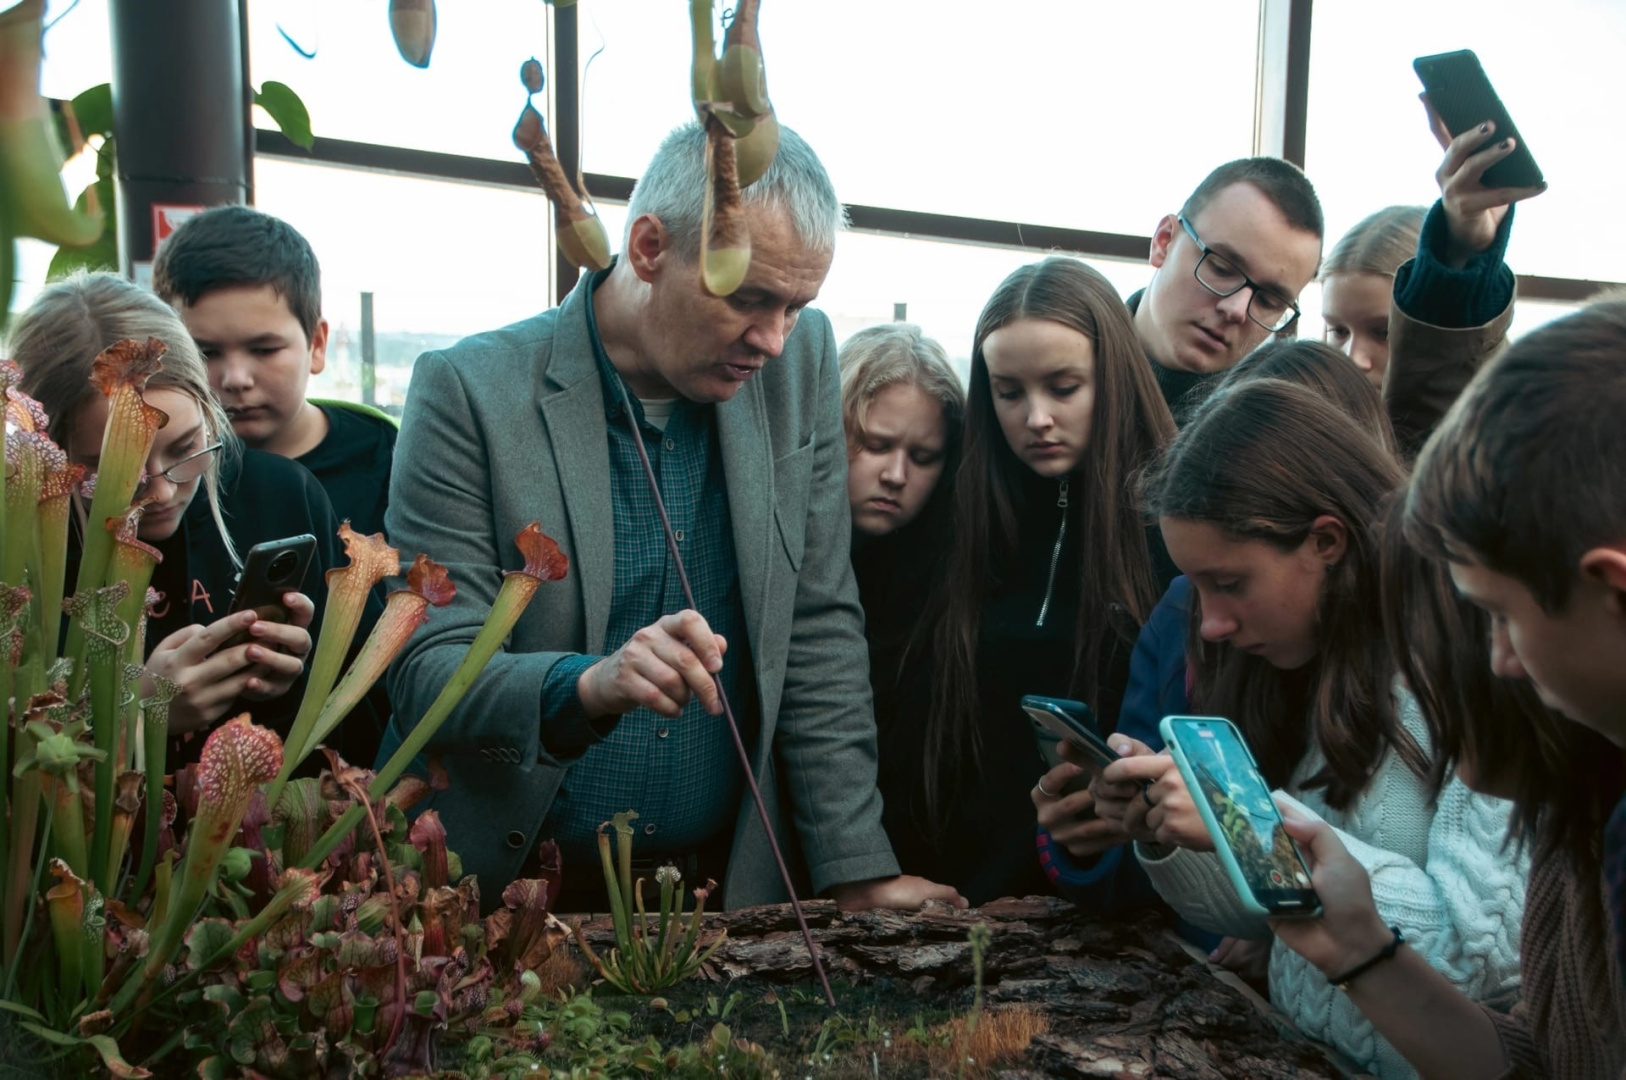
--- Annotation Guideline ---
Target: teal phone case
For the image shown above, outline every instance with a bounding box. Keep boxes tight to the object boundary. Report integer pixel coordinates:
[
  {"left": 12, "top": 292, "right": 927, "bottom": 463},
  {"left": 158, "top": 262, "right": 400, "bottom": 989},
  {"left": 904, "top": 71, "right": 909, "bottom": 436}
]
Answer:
[{"left": 1158, "top": 715, "right": 1321, "bottom": 920}]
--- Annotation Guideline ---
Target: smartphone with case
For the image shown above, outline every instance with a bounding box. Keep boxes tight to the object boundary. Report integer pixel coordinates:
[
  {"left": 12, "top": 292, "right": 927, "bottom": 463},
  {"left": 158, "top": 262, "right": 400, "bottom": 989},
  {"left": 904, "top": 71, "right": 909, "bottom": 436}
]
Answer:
[
  {"left": 1021, "top": 694, "right": 1119, "bottom": 772},
  {"left": 1413, "top": 49, "right": 1543, "bottom": 189},
  {"left": 1159, "top": 715, "right": 1321, "bottom": 919},
  {"left": 219, "top": 534, "right": 317, "bottom": 649}
]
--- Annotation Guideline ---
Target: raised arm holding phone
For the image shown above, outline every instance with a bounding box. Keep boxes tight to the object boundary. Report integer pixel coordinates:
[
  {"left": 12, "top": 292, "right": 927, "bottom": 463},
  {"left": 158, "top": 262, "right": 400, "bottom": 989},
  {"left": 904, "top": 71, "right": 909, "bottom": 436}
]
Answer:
[{"left": 1384, "top": 50, "right": 1548, "bottom": 455}]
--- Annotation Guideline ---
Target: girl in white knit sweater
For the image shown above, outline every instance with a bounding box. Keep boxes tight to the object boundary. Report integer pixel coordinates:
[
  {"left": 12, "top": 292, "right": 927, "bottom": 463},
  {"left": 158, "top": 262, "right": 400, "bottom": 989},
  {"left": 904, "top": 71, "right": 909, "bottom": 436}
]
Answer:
[{"left": 1092, "top": 380, "right": 1526, "bottom": 1079}]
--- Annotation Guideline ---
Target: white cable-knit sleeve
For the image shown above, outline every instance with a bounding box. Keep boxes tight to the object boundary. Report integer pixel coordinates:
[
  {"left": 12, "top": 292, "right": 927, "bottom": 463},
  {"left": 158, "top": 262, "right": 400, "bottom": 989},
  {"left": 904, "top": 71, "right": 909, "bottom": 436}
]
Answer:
[
  {"left": 1133, "top": 842, "right": 1275, "bottom": 941},
  {"left": 1267, "top": 785, "right": 1528, "bottom": 1078}
]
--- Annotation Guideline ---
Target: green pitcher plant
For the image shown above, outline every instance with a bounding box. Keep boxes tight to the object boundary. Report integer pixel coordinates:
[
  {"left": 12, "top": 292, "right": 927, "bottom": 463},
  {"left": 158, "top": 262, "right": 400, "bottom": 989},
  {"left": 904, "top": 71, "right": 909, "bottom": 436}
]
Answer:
[{"left": 0, "top": 340, "right": 574, "bottom": 1077}]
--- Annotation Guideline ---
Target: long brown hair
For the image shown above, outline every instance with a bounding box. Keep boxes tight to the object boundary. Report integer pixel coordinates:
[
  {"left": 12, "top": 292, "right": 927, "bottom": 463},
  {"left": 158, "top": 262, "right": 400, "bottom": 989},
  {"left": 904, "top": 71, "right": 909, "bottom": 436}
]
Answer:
[
  {"left": 1380, "top": 494, "right": 1626, "bottom": 861},
  {"left": 922, "top": 257, "right": 1175, "bottom": 824},
  {"left": 1145, "top": 379, "right": 1418, "bottom": 809},
  {"left": 1213, "top": 339, "right": 1397, "bottom": 456}
]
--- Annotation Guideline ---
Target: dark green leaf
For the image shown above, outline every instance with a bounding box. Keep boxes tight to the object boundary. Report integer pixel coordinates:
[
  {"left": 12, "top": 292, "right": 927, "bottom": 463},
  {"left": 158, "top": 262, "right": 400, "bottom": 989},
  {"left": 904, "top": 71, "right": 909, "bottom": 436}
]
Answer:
[
  {"left": 253, "top": 81, "right": 313, "bottom": 150},
  {"left": 72, "top": 83, "right": 114, "bottom": 139},
  {"left": 184, "top": 917, "right": 237, "bottom": 970},
  {"left": 229, "top": 1032, "right": 257, "bottom": 1065},
  {"left": 203, "top": 982, "right": 248, "bottom": 1018},
  {"left": 0, "top": 999, "right": 46, "bottom": 1022},
  {"left": 387, "top": 840, "right": 422, "bottom": 872},
  {"left": 307, "top": 893, "right": 339, "bottom": 933},
  {"left": 414, "top": 989, "right": 440, "bottom": 1017},
  {"left": 277, "top": 946, "right": 322, "bottom": 1003},
  {"left": 335, "top": 929, "right": 391, "bottom": 969},
  {"left": 17, "top": 1024, "right": 150, "bottom": 1079}
]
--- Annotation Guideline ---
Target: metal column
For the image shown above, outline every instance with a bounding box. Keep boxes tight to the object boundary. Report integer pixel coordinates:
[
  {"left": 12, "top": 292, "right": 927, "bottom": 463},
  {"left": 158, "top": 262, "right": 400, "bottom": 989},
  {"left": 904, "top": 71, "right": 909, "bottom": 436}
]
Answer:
[{"left": 109, "top": 0, "right": 250, "bottom": 278}]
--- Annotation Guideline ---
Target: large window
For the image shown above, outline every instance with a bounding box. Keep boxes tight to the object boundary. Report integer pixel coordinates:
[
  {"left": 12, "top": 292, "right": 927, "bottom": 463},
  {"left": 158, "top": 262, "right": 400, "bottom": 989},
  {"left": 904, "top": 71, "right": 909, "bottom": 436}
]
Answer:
[
  {"left": 253, "top": 157, "right": 556, "bottom": 411},
  {"left": 589, "top": 202, "right": 1150, "bottom": 381},
  {"left": 246, "top": 0, "right": 555, "bottom": 162},
  {"left": 1306, "top": 0, "right": 1626, "bottom": 285},
  {"left": 13, "top": 0, "right": 1620, "bottom": 402},
  {"left": 36, "top": 0, "right": 109, "bottom": 98},
  {"left": 580, "top": 0, "right": 1261, "bottom": 235}
]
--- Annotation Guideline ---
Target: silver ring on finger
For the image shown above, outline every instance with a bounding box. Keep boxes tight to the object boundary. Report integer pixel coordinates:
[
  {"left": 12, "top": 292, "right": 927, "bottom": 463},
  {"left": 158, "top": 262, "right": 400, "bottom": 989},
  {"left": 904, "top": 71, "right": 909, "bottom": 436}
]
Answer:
[{"left": 1035, "top": 778, "right": 1060, "bottom": 800}]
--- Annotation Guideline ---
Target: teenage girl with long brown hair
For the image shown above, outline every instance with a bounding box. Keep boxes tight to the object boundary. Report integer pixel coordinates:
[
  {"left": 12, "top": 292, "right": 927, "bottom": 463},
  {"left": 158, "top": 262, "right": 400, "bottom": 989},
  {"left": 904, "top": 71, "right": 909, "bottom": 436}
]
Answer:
[
  {"left": 879, "top": 256, "right": 1175, "bottom": 904},
  {"left": 1094, "top": 379, "right": 1525, "bottom": 1077}
]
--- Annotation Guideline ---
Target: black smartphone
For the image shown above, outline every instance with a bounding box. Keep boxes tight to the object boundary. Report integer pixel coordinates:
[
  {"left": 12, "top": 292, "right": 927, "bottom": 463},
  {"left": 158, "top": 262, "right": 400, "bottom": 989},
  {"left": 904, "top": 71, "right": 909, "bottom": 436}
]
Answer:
[
  {"left": 221, "top": 535, "right": 317, "bottom": 645},
  {"left": 1160, "top": 716, "right": 1321, "bottom": 919},
  {"left": 1413, "top": 49, "right": 1543, "bottom": 189},
  {"left": 1021, "top": 694, "right": 1120, "bottom": 772}
]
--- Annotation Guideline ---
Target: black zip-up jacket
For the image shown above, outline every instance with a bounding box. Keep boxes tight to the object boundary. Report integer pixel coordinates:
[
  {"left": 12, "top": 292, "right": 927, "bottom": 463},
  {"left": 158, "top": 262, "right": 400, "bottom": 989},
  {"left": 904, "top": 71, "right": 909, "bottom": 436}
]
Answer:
[{"left": 869, "top": 466, "right": 1177, "bottom": 905}]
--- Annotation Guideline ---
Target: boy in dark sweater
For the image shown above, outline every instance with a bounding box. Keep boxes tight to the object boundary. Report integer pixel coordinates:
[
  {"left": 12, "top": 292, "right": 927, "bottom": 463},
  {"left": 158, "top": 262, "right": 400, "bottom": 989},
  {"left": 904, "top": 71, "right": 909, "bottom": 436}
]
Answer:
[
  {"left": 153, "top": 205, "right": 397, "bottom": 538},
  {"left": 1257, "top": 299, "right": 1626, "bottom": 1077}
]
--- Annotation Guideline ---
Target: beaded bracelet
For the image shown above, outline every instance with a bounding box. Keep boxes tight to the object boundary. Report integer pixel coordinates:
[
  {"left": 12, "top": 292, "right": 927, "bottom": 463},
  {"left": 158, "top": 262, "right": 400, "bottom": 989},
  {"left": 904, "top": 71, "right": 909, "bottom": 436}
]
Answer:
[{"left": 1327, "top": 926, "right": 1405, "bottom": 990}]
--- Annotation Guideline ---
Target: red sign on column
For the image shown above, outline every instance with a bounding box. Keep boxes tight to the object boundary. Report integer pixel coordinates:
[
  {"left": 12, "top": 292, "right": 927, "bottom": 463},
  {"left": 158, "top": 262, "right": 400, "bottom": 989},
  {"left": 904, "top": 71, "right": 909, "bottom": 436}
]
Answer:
[{"left": 151, "top": 203, "right": 208, "bottom": 256}]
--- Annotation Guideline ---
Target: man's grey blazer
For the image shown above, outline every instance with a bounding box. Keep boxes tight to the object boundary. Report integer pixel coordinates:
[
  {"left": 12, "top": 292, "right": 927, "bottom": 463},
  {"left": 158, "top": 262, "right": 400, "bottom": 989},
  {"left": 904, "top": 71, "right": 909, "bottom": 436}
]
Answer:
[{"left": 383, "top": 274, "right": 900, "bottom": 907}]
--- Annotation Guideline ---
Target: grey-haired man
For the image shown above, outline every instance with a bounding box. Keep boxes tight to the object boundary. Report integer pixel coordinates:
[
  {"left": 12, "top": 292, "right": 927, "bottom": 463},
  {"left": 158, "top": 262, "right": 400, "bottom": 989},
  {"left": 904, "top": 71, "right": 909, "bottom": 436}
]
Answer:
[{"left": 386, "top": 122, "right": 963, "bottom": 913}]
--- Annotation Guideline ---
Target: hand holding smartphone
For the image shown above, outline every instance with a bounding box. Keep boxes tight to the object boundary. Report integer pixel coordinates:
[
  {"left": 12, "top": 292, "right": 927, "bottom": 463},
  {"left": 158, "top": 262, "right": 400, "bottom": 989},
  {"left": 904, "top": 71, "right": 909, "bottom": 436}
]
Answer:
[
  {"left": 1021, "top": 695, "right": 1120, "bottom": 772},
  {"left": 1413, "top": 49, "right": 1542, "bottom": 189},
  {"left": 218, "top": 535, "right": 317, "bottom": 650},
  {"left": 1159, "top": 715, "right": 1321, "bottom": 919}
]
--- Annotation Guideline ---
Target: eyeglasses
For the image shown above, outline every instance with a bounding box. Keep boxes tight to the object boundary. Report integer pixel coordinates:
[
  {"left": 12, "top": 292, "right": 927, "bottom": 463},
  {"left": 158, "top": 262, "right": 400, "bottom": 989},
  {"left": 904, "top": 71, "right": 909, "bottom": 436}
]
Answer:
[
  {"left": 136, "top": 442, "right": 223, "bottom": 492},
  {"left": 1177, "top": 215, "right": 1301, "bottom": 333}
]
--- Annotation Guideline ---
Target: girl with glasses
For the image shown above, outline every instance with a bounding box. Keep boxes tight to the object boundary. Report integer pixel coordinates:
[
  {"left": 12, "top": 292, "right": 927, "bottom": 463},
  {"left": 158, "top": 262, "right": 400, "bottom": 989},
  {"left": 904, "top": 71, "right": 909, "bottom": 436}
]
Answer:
[{"left": 6, "top": 272, "right": 375, "bottom": 765}]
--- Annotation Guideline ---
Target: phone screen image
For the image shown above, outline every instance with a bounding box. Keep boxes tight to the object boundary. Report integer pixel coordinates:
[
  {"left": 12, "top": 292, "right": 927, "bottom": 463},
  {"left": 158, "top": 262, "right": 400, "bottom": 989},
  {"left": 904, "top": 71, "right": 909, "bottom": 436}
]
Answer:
[{"left": 1169, "top": 719, "right": 1317, "bottom": 913}]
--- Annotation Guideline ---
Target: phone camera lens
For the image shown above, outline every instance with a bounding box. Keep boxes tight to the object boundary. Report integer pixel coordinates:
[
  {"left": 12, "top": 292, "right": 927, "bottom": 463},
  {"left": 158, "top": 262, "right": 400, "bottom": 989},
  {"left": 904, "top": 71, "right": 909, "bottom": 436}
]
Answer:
[{"left": 268, "top": 550, "right": 299, "bottom": 582}]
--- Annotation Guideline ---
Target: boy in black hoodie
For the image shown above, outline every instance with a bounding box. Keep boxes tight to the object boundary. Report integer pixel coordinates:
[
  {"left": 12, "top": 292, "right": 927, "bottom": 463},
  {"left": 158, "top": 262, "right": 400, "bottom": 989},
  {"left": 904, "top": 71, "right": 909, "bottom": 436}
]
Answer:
[{"left": 153, "top": 204, "right": 397, "bottom": 539}]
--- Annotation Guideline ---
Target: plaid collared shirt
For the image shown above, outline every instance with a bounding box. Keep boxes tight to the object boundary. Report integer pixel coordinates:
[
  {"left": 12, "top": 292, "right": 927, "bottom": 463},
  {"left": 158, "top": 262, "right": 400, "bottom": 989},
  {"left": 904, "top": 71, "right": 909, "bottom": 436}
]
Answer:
[{"left": 539, "top": 270, "right": 748, "bottom": 866}]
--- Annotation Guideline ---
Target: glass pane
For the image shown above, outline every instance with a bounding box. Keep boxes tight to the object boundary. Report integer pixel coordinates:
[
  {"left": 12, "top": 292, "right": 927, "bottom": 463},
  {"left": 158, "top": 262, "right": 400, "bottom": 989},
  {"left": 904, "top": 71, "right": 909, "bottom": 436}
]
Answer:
[
  {"left": 252, "top": 156, "right": 557, "bottom": 411},
  {"left": 582, "top": 202, "right": 1151, "bottom": 387},
  {"left": 37, "top": 0, "right": 111, "bottom": 98},
  {"left": 1506, "top": 298, "right": 1580, "bottom": 340},
  {"left": 1306, "top": 0, "right": 1626, "bottom": 284},
  {"left": 246, "top": 0, "right": 553, "bottom": 160},
  {"left": 580, "top": 0, "right": 1259, "bottom": 236},
  {"left": 11, "top": 238, "right": 62, "bottom": 321},
  {"left": 822, "top": 238, "right": 1152, "bottom": 385}
]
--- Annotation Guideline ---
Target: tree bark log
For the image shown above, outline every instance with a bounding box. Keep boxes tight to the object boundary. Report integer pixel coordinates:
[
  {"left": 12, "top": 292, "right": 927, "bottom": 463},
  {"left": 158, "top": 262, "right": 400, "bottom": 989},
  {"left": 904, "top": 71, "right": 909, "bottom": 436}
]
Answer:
[{"left": 576, "top": 896, "right": 1366, "bottom": 1078}]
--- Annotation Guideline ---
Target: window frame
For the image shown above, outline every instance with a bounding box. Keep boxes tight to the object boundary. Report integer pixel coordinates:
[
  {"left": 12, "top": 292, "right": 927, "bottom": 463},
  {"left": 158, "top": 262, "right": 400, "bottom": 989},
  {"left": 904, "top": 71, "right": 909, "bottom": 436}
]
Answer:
[{"left": 245, "top": 0, "right": 1614, "bottom": 309}]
